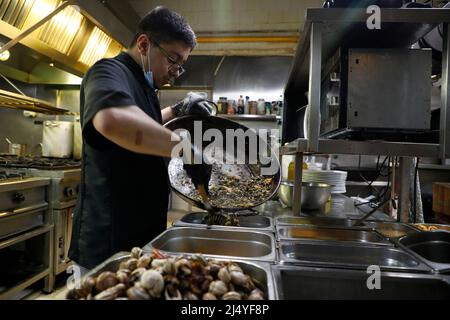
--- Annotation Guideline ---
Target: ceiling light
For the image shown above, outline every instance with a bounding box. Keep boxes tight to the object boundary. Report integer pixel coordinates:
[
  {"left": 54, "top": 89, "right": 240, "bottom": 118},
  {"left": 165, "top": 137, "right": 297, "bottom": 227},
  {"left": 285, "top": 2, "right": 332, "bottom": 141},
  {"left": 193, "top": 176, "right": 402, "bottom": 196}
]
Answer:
[{"left": 0, "top": 43, "right": 10, "bottom": 62}]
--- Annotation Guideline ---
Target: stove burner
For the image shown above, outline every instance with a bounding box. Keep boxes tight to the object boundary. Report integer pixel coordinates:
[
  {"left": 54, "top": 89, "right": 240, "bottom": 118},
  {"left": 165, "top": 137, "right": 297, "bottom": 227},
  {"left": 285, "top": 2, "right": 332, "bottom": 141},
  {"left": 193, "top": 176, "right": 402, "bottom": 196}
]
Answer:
[
  {"left": 0, "top": 155, "right": 81, "bottom": 170},
  {"left": 0, "top": 171, "right": 25, "bottom": 182}
]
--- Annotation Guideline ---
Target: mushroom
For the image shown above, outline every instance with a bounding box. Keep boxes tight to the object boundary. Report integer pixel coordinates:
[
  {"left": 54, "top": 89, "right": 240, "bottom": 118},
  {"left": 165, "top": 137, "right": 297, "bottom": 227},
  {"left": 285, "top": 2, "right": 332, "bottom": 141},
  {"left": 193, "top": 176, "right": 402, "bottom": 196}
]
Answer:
[
  {"left": 248, "top": 288, "right": 265, "bottom": 300},
  {"left": 222, "top": 291, "right": 242, "bottom": 300},
  {"left": 127, "top": 284, "right": 151, "bottom": 300},
  {"left": 218, "top": 267, "right": 231, "bottom": 284},
  {"left": 94, "top": 283, "right": 126, "bottom": 300},
  {"left": 131, "top": 247, "right": 143, "bottom": 259},
  {"left": 95, "top": 271, "right": 119, "bottom": 292},
  {"left": 209, "top": 280, "right": 228, "bottom": 297},
  {"left": 140, "top": 269, "right": 164, "bottom": 298},
  {"left": 202, "top": 292, "right": 217, "bottom": 300},
  {"left": 136, "top": 253, "right": 152, "bottom": 269}
]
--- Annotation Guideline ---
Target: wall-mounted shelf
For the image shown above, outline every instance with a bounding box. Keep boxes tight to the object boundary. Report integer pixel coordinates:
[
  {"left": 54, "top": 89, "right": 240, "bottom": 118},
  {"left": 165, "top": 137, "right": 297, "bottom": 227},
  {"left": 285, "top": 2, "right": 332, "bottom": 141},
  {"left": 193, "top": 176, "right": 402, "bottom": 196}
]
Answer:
[
  {"left": 0, "top": 89, "right": 73, "bottom": 115},
  {"left": 280, "top": 8, "right": 450, "bottom": 221},
  {"left": 281, "top": 138, "right": 440, "bottom": 158},
  {"left": 217, "top": 114, "right": 281, "bottom": 122}
]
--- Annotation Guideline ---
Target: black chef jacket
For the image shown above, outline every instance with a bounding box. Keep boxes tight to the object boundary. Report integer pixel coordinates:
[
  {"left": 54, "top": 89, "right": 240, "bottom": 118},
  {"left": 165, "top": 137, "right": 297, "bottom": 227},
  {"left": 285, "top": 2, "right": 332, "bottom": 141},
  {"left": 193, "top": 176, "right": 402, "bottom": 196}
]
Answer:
[{"left": 69, "top": 52, "right": 169, "bottom": 269}]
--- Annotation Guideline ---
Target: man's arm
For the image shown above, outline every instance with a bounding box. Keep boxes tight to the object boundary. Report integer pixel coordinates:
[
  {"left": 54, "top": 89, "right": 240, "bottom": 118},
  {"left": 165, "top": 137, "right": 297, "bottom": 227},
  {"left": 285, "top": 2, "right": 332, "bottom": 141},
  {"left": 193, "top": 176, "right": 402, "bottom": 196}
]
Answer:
[
  {"left": 93, "top": 105, "right": 180, "bottom": 157},
  {"left": 161, "top": 106, "right": 176, "bottom": 124}
]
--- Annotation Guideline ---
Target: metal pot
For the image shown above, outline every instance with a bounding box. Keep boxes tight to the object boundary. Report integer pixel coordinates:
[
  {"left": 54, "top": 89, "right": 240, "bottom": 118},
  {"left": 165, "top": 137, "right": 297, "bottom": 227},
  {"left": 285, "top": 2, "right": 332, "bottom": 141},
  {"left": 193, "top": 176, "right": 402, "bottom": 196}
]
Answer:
[
  {"left": 278, "top": 181, "right": 331, "bottom": 210},
  {"left": 42, "top": 121, "right": 74, "bottom": 158},
  {"left": 5, "top": 138, "right": 27, "bottom": 156},
  {"left": 73, "top": 117, "right": 82, "bottom": 160}
]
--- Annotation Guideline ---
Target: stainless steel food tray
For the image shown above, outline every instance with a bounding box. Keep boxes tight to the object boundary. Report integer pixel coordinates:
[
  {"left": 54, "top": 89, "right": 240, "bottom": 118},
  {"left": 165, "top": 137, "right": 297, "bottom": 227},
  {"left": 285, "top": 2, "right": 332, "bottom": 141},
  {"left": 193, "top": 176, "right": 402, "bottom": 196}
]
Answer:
[
  {"left": 73, "top": 252, "right": 276, "bottom": 300},
  {"left": 278, "top": 241, "right": 430, "bottom": 273},
  {"left": 275, "top": 216, "right": 369, "bottom": 230},
  {"left": 276, "top": 225, "right": 392, "bottom": 246},
  {"left": 173, "top": 212, "right": 274, "bottom": 232},
  {"left": 271, "top": 265, "right": 450, "bottom": 300},
  {"left": 144, "top": 227, "right": 276, "bottom": 262},
  {"left": 364, "top": 221, "right": 419, "bottom": 239},
  {"left": 395, "top": 231, "right": 450, "bottom": 273}
]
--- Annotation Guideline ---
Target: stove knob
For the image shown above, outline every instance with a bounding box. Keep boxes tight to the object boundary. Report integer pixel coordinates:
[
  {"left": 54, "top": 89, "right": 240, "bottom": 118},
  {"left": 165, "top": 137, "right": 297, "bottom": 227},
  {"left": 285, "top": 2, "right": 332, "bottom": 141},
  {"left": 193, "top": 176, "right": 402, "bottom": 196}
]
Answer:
[
  {"left": 65, "top": 187, "right": 75, "bottom": 197},
  {"left": 12, "top": 192, "right": 25, "bottom": 204}
]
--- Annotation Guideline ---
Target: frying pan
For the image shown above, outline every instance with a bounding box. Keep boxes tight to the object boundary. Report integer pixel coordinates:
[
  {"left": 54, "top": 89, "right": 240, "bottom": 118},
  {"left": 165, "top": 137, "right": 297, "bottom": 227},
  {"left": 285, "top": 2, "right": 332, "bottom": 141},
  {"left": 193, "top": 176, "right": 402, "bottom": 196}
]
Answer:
[{"left": 164, "top": 115, "right": 281, "bottom": 212}]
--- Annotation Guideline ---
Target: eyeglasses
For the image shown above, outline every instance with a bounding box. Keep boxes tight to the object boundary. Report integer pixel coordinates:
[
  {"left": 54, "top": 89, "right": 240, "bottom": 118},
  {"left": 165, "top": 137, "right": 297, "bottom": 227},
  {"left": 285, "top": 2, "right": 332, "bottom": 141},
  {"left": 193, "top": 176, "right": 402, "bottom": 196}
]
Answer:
[{"left": 154, "top": 41, "right": 186, "bottom": 76}]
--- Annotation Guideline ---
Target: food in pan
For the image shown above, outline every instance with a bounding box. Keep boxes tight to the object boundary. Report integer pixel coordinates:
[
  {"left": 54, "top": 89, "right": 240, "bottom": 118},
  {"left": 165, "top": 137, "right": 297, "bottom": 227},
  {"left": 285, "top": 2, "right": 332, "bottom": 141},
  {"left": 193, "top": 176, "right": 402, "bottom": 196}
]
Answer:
[
  {"left": 66, "top": 247, "right": 266, "bottom": 300},
  {"left": 169, "top": 158, "right": 276, "bottom": 210},
  {"left": 414, "top": 224, "right": 450, "bottom": 232},
  {"left": 182, "top": 167, "right": 274, "bottom": 209}
]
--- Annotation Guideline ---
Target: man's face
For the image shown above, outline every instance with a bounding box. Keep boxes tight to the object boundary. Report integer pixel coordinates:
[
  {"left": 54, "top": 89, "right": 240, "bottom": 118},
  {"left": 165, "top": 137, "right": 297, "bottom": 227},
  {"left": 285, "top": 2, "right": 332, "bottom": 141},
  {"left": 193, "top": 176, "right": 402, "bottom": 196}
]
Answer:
[{"left": 138, "top": 35, "right": 191, "bottom": 89}]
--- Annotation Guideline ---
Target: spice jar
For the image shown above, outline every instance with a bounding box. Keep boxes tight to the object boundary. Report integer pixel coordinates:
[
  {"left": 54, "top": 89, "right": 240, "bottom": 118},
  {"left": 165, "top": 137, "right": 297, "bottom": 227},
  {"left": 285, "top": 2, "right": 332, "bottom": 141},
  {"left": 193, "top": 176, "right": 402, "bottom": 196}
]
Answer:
[
  {"left": 257, "top": 99, "right": 265, "bottom": 115},
  {"left": 227, "top": 100, "right": 236, "bottom": 114},
  {"left": 248, "top": 101, "right": 258, "bottom": 115}
]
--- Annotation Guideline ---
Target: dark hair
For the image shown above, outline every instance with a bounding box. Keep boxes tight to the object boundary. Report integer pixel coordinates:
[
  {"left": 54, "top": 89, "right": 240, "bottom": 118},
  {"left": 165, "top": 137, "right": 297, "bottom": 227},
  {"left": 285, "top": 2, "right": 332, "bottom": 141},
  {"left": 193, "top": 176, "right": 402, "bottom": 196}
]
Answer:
[{"left": 130, "top": 6, "right": 197, "bottom": 49}]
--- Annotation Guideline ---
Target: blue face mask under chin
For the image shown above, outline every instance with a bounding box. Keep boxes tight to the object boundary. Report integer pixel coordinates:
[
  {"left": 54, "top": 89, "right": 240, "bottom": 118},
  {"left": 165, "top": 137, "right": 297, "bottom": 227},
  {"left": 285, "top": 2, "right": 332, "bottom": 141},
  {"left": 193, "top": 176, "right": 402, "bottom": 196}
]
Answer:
[
  {"left": 144, "top": 71, "right": 154, "bottom": 89},
  {"left": 141, "top": 46, "right": 154, "bottom": 89}
]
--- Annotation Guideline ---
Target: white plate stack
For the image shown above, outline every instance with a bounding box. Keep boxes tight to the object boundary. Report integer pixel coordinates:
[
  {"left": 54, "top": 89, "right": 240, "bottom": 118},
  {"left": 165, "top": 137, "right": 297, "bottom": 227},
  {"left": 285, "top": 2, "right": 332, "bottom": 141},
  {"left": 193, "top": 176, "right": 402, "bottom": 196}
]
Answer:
[{"left": 302, "top": 170, "right": 348, "bottom": 194}]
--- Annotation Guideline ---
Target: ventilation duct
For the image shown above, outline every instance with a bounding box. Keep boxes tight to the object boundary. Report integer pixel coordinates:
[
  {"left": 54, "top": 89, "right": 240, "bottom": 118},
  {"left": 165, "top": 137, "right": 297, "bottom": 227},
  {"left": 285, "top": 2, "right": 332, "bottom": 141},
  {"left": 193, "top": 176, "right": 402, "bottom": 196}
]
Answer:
[
  {"left": 78, "top": 26, "right": 112, "bottom": 67},
  {"left": 0, "top": 0, "right": 35, "bottom": 29},
  {"left": 0, "top": 0, "right": 125, "bottom": 77},
  {"left": 35, "top": 0, "right": 83, "bottom": 55}
]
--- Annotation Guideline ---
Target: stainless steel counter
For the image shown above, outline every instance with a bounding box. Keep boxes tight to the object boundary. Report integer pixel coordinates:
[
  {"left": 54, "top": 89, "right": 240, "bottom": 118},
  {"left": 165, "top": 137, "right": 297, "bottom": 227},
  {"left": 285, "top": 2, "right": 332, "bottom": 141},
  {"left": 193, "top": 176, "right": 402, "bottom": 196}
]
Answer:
[{"left": 253, "top": 194, "right": 393, "bottom": 221}]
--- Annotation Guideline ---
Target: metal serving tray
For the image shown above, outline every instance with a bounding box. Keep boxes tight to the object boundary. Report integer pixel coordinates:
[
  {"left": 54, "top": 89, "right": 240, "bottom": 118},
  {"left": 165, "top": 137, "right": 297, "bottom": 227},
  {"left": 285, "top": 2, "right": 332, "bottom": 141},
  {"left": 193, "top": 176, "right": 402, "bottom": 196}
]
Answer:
[
  {"left": 145, "top": 227, "right": 276, "bottom": 262},
  {"left": 275, "top": 216, "right": 368, "bottom": 229},
  {"left": 69, "top": 252, "right": 276, "bottom": 300},
  {"left": 364, "top": 221, "right": 419, "bottom": 239},
  {"left": 271, "top": 265, "right": 450, "bottom": 300},
  {"left": 276, "top": 225, "right": 392, "bottom": 246},
  {"left": 396, "top": 231, "right": 450, "bottom": 273},
  {"left": 278, "top": 241, "right": 430, "bottom": 273},
  {"left": 173, "top": 212, "right": 274, "bottom": 232}
]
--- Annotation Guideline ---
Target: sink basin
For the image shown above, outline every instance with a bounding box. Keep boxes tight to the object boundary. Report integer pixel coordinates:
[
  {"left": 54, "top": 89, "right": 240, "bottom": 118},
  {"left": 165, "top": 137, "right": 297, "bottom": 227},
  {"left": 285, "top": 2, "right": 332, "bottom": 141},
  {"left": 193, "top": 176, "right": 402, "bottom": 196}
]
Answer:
[
  {"left": 145, "top": 227, "right": 276, "bottom": 262},
  {"left": 364, "top": 221, "right": 419, "bottom": 238},
  {"left": 398, "top": 231, "right": 450, "bottom": 272},
  {"left": 271, "top": 265, "right": 450, "bottom": 299},
  {"left": 277, "top": 225, "right": 391, "bottom": 246},
  {"left": 279, "top": 241, "right": 430, "bottom": 272},
  {"left": 173, "top": 212, "right": 274, "bottom": 232},
  {"left": 275, "top": 216, "right": 366, "bottom": 229}
]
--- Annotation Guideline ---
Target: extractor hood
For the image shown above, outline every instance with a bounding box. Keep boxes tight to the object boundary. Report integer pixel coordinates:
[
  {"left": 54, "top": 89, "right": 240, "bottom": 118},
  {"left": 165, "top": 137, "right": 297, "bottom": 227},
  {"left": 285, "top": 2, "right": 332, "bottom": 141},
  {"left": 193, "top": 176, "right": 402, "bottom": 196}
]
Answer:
[{"left": 0, "top": 0, "right": 125, "bottom": 81}]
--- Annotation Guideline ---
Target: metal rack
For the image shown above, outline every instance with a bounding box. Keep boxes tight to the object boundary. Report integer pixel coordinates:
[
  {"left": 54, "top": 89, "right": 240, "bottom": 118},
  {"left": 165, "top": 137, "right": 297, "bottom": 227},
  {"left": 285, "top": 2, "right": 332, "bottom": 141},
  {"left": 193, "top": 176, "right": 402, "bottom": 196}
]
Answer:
[
  {"left": 281, "top": 8, "right": 450, "bottom": 220},
  {"left": 0, "top": 225, "right": 53, "bottom": 299},
  {"left": 0, "top": 89, "right": 72, "bottom": 115}
]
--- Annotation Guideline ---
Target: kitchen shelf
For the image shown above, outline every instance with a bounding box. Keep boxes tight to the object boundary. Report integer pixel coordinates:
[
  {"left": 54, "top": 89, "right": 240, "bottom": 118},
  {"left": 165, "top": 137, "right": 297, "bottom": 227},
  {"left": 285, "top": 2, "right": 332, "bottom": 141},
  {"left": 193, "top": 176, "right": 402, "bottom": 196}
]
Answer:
[
  {"left": 217, "top": 114, "right": 281, "bottom": 121},
  {"left": 280, "top": 8, "right": 450, "bottom": 219},
  {"left": 0, "top": 89, "right": 73, "bottom": 115},
  {"left": 280, "top": 138, "right": 441, "bottom": 158}
]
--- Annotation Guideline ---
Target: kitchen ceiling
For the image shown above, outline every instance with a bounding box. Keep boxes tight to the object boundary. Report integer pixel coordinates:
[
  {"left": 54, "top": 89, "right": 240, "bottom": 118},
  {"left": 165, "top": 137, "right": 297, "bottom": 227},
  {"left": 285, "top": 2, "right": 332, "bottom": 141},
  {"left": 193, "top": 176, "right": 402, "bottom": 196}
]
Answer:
[
  {"left": 0, "top": 0, "right": 324, "bottom": 84},
  {"left": 98, "top": 0, "right": 325, "bottom": 56}
]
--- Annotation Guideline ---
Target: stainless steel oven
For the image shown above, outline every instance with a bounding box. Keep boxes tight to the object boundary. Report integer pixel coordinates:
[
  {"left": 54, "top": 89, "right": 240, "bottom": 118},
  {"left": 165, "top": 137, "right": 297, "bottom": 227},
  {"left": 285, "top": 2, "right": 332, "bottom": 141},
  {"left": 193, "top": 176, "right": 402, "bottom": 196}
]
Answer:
[{"left": 0, "top": 156, "right": 80, "bottom": 292}]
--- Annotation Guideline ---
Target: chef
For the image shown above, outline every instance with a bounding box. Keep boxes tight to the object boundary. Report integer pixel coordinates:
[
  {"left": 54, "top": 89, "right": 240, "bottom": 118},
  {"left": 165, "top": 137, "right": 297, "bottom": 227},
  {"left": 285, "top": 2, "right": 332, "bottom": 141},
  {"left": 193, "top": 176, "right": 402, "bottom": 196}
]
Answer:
[{"left": 69, "top": 6, "right": 212, "bottom": 270}]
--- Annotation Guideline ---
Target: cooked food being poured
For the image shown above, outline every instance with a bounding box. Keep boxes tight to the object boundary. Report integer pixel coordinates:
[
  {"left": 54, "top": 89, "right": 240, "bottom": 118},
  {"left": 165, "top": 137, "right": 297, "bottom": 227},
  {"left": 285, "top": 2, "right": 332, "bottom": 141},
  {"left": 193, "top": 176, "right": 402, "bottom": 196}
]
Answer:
[{"left": 169, "top": 158, "right": 274, "bottom": 210}]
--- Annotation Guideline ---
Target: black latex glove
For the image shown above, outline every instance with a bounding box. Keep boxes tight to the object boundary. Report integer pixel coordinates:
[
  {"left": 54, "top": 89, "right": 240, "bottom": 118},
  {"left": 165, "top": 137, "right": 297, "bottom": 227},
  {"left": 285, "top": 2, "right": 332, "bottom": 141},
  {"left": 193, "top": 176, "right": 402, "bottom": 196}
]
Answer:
[
  {"left": 171, "top": 92, "right": 216, "bottom": 117},
  {"left": 182, "top": 144, "right": 212, "bottom": 193}
]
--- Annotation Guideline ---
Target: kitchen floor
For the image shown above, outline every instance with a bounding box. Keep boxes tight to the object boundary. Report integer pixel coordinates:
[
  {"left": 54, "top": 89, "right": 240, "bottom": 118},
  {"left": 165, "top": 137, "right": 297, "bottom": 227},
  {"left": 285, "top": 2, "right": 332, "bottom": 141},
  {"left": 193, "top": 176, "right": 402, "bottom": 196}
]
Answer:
[{"left": 19, "top": 209, "right": 189, "bottom": 300}]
